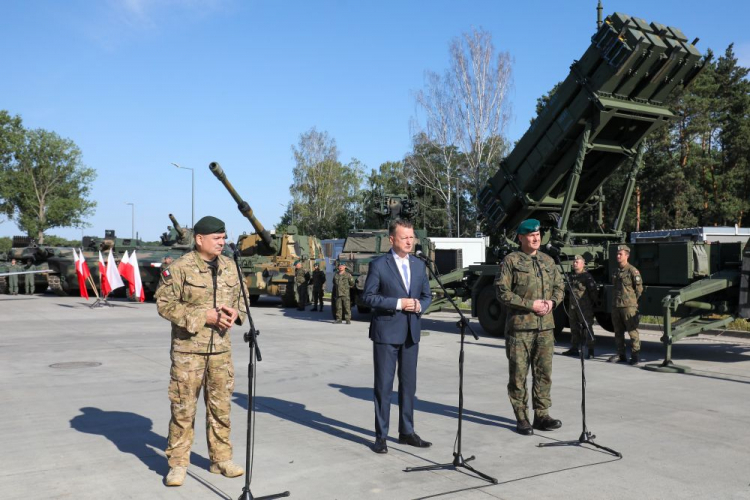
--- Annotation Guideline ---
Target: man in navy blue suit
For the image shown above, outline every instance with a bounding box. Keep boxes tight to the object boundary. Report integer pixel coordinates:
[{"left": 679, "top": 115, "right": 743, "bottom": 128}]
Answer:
[{"left": 362, "top": 219, "right": 433, "bottom": 454}]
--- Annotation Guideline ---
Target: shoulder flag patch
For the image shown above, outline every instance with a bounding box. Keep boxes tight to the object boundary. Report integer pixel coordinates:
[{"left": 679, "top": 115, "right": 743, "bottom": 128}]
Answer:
[{"left": 162, "top": 269, "right": 172, "bottom": 281}]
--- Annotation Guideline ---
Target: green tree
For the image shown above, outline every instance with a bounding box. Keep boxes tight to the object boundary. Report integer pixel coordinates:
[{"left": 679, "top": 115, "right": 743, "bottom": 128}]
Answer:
[
  {"left": 0, "top": 111, "right": 25, "bottom": 225},
  {"left": 288, "top": 127, "right": 363, "bottom": 239},
  {"left": 1, "top": 128, "right": 96, "bottom": 243}
]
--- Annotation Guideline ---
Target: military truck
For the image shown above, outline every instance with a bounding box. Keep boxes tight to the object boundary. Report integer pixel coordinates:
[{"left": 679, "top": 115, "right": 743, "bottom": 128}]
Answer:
[
  {"left": 209, "top": 162, "right": 325, "bottom": 307},
  {"left": 430, "top": 11, "right": 749, "bottom": 370}
]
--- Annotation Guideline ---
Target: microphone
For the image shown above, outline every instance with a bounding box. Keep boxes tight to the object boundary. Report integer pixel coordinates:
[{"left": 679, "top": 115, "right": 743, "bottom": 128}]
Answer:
[
  {"left": 415, "top": 250, "right": 432, "bottom": 262},
  {"left": 545, "top": 243, "right": 561, "bottom": 256},
  {"left": 228, "top": 242, "right": 239, "bottom": 257}
]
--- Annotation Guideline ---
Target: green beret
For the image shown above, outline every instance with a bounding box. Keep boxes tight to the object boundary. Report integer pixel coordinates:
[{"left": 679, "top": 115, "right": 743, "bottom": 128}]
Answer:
[
  {"left": 517, "top": 219, "right": 541, "bottom": 235},
  {"left": 314, "top": 262, "right": 320, "bottom": 268},
  {"left": 194, "top": 216, "right": 225, "bottom": 235},
  {"left": 617, "top": 244, "right": 631, "bottom": 253}
]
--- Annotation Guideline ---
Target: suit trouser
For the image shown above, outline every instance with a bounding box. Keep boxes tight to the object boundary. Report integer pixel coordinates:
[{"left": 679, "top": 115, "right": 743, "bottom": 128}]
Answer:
[
  {"left": 373, "top": 338, "right": 419, "bottom": 439},
  {"left": 166, "top": 350, "right": 234, "bottom": 467}
]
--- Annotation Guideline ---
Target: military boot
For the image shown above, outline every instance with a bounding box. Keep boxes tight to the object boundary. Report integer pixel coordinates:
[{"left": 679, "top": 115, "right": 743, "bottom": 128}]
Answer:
[
  {"left": 561, "top": 348, "right": 579, "bottom": 357},
  {"left": 311, "top": 307, "right": 318, "bottom": 311},
  {"left": 346, "top": 320, "right": 351, "bottom": 324},
  {"left": 334, "top": 319, "right": 342, "bottom": 324},
  {"left": 319, "top": 306, "right": 324, "bottom": 312},
  {"left": 165, "top": 466, "right": 187, "bottom": 487},
  {"left": 209, "top": 460, "right": 244, "bottom": 478},
  {"left": 629, "top": 352, "right": 640, "bottom": 365},
  {"left": 515, "top": 419, "right": 533, "bottom": 436},
  {"left": 607, "top": 354, "right": 627, "bottom": 363},
  {"left": 532, "top": 414, "right": 562, "bottom": 431}
]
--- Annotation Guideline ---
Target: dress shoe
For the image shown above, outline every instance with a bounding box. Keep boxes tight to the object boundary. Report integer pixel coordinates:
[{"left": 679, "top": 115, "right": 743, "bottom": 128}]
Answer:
[
  {"left": 165, "top": 466, "right": 187, "bottom": 487},
  {"left": 533, "top": 414, "right": 562, "bottom": 431},
  {"left": 629, "top": 352, "right": 640, "bottom": 365},
  {"left": 372, "top": 438, "right": 388, "bottom": 454},
  {"left": 562, "top": 348, "right": 579, "bottom": 357},
  {"left": 607, "top": 354, "right": 627, "bottom": 363},
  {"left": 398, "top": 432, "right": 432, "bottom": 448},
  {"left": 587, "top": 348, "right": 595, "bottom": 359},
  {"left": 516, "top": 419, "right": 534, "bottom": 436}
]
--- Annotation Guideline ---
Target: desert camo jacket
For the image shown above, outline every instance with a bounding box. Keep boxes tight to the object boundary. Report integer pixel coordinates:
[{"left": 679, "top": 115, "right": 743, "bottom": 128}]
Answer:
[
  {"left": 495, "top": 250, "right": 564, "bottom": 332},
  {"left": 155, "top": 251, "right": 247, "bottom": 354},
  {"left": 612, "top": 263, "right": 643, "bottom": 308}
]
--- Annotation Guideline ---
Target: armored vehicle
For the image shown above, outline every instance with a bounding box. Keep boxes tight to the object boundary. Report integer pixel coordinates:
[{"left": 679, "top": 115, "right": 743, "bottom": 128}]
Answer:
[
  {"left": 0, "top": 236, "right": 62, "bottom": 293},
  {"left": 209, "top": 162, "right": 325, "bottom": 306},
  {"left": 428, "top": 11, "right": 748, "bottom": 370}
]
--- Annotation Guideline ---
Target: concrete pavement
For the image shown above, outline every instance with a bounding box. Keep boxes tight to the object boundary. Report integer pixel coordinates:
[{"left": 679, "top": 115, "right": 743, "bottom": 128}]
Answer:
[{"left": 1, "top": 294, "right": 749, "bottom": 499}]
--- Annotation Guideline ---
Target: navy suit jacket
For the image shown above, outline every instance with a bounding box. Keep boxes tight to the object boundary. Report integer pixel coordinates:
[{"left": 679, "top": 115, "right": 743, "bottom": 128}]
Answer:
[{"left": 362, "top": 252, "right": 432, "bottom": 344}]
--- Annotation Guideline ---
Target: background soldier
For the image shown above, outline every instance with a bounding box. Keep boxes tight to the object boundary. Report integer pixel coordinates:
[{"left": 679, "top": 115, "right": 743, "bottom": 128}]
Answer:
[
  {"left": 609, "top": 244, "right": 643, "bottom": 365},
  {"left": 495, "top": 219, "right": 565, "bottom": 436},
  {"left": 562, "top": 255, "right": 599, "bottom": 359},
  {"left": 333, "top": 262, "right": 354, "bottom": 324},
  {"left": 311, "top": 262, "right": 326, "bottom": 312},
  {"left": 23, "top": 259, "right": 35, "bottom": 295},
  {"left": 155, "top": 216, "right": 246, "bottom": 487},
  {"left": 8, "top": 258, "right": 19, "bottom": 295},
  {"left": 294, "top": 261, "right": 310, "bottom": 311}
]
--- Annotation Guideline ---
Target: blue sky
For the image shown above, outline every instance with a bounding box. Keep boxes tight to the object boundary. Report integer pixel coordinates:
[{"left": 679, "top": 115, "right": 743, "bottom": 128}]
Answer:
[{"left": 2, "top": 0, "right": 748, "bottom": 242}]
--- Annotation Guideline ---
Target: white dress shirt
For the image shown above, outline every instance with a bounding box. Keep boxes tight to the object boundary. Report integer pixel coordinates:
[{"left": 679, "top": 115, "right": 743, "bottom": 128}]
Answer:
[{"left": 391, "top": 250, "right": 419, "bottom": 312}]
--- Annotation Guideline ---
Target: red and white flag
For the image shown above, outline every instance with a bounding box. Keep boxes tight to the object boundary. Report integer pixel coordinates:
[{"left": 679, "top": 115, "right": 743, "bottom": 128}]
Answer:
[
  {"left": 118, "top": 250, "right": 134, "bottom": 292},
  {"left": 80, "top": 249, "right": 93, "bottom": 285},
  {"left": 106, "top": 249, "right": 125, "bottom": 294},
  {"left": 73, "top": 248, "right": 89, "bottom": 300},
  {"left": 99, "top": 251, "right": 110, "bottom": 296},
  {"left": 129, "top": 250, "right": 145, "bottom": 302}
]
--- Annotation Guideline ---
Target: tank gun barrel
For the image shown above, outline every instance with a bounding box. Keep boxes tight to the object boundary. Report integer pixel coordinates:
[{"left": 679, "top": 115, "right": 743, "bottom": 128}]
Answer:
[
  {"left": 168, "top": 213, "right": 183, "bottom": 233},
  {"left": 209, "top": 162, "right": 275, "bottom": 249}
]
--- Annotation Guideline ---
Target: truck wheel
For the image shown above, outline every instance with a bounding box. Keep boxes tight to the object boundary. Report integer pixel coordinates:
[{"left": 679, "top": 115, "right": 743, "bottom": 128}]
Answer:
[
  {"left": 477, "top": 285, "right": 504, "bottom": 336},
  {"left": 594, "top": 312, "right": 614, "bottom": 332},
  {"left": 250, "top": 294, "right": 260, "bottom": 305}
]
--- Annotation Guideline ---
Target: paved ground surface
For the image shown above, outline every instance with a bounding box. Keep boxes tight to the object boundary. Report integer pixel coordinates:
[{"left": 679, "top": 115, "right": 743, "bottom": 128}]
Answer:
[{"left": 1, "top": 294, "right": 749, "bottom": 500}]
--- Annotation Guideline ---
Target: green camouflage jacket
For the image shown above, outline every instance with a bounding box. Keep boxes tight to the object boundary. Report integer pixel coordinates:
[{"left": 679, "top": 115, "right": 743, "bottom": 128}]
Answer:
[
  {"left": 295, "top": 267, "right": 309, "bottom": 286},
  {"left": 567, "top": 271, "right": 598, "bottom": 311},
  {"left": 333, "top": 271, "right": 354, "bottom": 298},
  {"left": 612, "top": 263, "right": 643, "bottom": 308},
  {"left": 155, "top": 251, "right": 247, "bottom": 354},
  {"left": 495, "top": 250, "right": 564, "bottom": 332}
]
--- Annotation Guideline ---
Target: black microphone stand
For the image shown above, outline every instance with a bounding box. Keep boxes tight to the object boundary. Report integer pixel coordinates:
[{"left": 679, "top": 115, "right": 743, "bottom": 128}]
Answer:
[
  {"left": 538, "top": 249, "right": 621, "bottom": 458},
  {"left": 404, "top": 253, "right": 498, "bottom": 484},
  {"left": 230, "top": 246, "right": 290, "bottom": 500}
]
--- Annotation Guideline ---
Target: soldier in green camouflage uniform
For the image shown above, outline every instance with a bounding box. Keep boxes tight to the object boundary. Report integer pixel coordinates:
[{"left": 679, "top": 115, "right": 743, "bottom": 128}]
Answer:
[
  {"left": 23, "top": 259, "right": 35, "bottom": 294},
  {"left": 562, "top": 255, "right": 599, "bottom": 359},
  {"left": 8, "top": 259, "right": 19, "bottom": 295},
  {"left": 333, "top": 262, "right": 354, "bottom": 324},
  {"left": 609, "top": 244, "right": 643, "bottom": 365},
  {"left": 155, "top": 216, "right": 247, "bottom": 487},
  {"left": 294, "top": 262, "right": 310, "bottom": 310},
  {"left": 311, "top": 263, "right": 326, "bottom": 312},
  {"left": 495, "top": 219, "right": 565, "bottom": 436}
]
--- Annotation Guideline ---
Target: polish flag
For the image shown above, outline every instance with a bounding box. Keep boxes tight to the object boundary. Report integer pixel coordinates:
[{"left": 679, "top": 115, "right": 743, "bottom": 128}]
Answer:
[
  {"left": 80, "top": 249, "right": 93, "bottom": 284},
  {"left": 99, "top": 251, "right": 110, "bottom": 296},
  {"left": 73, "top": 248, "right": 89, "bottom": 300},
  {"left": 118, "top": 250, "right": 134, "bottom": 292},
  {"left": 106, "top": 249, "right": 125, "bottom": 293},
  {"left": 129, "top": 250, "right": 145, "bottom": 302}
]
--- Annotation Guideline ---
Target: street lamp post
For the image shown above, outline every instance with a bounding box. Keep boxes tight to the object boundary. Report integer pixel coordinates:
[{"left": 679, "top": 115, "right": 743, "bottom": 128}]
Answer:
[
  {"left": 172, "top": 163, "right": 195, "bottom": 228},
  {"left": 125, "top": 202, "right": 135, "bottom": 239}
]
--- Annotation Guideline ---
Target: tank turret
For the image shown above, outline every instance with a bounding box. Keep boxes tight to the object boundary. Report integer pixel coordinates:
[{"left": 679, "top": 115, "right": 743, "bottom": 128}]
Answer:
[{"left": 209, "top": 162, "right": 276, "bottom": 253}]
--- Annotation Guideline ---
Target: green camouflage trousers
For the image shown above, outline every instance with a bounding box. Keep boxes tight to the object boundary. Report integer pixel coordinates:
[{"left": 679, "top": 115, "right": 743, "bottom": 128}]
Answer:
[
  {"left": 335, "top": 295, "right": 351, "bottom": 320},
  {"left": 612, "top": 306, "right": 640, "bottom": 354},
  {"left": 568, "top": 305, "right": 595, "bottom": 348},
  {"left": 296, "top": 284, "right": 309, "bottom": 308},
  {"left": 505, "top": 329, "right": 554, "bottom": 421},
  {"left": 166, "top": 350, "right": 235, "bottom": 467}
]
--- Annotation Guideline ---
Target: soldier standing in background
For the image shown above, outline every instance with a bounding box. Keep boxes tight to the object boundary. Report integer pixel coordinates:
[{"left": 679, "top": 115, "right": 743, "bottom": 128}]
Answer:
[
  {"left": 562, "top": 255, "right": 599, "bottom": 359},
  {"left": 295, "top": 261, "right": 310, "bottom": 311},
  {"left": 495, "top": 219, "right": 565, "bottom": 436},
  {"left": 311, "top": 262, "right": 326, "bottom": 312},
  {"left": 155, "top": 216, "right": 246, "bottom": 487},
  {"left": 333, "top": 262, "right": 354, "bottom": 324},
  {"left": 23, "top": 259, "right": 35, "bottom": 294},
  {"left": 609, "top": 245, "right": 643, "bottom": 365},
  {"left": 8, "top": 258, "right": 19, "bottom": 295}
]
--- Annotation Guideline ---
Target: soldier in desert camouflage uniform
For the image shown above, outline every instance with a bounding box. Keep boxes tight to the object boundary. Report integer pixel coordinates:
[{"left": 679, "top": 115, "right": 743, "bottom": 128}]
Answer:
[
  {"left": 310, "top": 262, "right": 326, "bottom": 312},
  {"left": 609, "top": 244, "right": 643, "bottom": 365},
  {"left": 495, "top": 219, "right": 565, "bottom": 436},
  {"left": 333, "top": 262, "right": 354, "bottom": 324},
  {"left": 562, "top": 255, "right": 599, "bottom": 359},
  {"left": 155, "top": 216, "right": 247, "bottom": 487},
  {"left": 294, "top": 262, "right": 310, "bottom": 310}
]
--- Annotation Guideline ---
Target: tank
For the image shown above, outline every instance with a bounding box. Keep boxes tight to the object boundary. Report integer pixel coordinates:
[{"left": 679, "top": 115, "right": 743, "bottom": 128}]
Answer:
[
  {"left": 210, "top": 162, "right": 326, "bottom": 306},
  {"left": 0, "top": 236, "right": 64, "bottom": 293}
]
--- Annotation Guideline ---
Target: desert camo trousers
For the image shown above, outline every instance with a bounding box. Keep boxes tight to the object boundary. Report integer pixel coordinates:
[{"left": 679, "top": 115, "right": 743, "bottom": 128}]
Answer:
[
  {"left": 505, "top": 329, "right": 554, "bottom": 421},
  {"left": 166, "top": 350, "right": 234, "bottom": 467}
]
